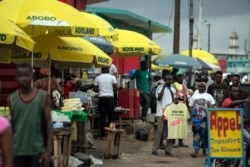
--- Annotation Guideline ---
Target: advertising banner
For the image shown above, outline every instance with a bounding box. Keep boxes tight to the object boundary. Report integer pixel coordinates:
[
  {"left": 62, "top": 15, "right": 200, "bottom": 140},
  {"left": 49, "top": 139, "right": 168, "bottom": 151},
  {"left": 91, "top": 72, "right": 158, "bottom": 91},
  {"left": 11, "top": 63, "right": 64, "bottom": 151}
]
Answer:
[{"left": 207, "top": 108, "right": 245, "bottom": 166}]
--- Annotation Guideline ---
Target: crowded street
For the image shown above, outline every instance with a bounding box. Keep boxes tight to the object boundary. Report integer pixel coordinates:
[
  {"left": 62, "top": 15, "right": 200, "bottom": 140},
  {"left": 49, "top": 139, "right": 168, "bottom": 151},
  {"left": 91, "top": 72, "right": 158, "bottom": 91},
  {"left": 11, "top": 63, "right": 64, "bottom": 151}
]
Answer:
[{"left": 0, "top": 0, "right": 250, "bottom": 167}]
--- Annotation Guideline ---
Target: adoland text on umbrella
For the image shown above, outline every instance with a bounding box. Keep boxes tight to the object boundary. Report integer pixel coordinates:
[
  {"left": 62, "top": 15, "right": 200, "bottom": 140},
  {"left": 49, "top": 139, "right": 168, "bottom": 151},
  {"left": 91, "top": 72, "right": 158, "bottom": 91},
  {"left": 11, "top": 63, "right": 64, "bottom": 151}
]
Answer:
[
  {"left": 14, "top": 52, "right": 42, "bottom": 59},
  {"left": 75, "top": 27, "right": 95, "bottom": 35},
  {"left": 122, "top": 47, "right": 144, "bottom": 52}
]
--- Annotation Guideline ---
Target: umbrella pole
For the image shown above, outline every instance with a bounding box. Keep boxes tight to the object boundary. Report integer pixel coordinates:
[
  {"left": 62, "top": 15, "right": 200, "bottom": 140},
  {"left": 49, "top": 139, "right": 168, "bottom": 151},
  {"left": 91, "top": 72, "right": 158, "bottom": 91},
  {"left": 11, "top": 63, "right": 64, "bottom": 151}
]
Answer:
[
  {"left": 48, "top": 54, "right": 51, "bottom": 94},
  {"left": 31, "top": 26, "right": 34, "bottom": 87},
  {"left": 62, "top": 68, "right": 64, "bottom": 95},
  {"left": 116, "top": 54, "right": 118, "bottom": 75}
]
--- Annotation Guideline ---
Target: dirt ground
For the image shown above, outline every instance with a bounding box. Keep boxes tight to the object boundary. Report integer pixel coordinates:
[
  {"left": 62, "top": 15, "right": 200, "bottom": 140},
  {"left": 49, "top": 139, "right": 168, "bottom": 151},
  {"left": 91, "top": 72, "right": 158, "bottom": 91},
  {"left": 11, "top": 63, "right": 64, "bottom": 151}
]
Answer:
[{"left": 85, "top": 124, "right": 207, "bottom": 167}]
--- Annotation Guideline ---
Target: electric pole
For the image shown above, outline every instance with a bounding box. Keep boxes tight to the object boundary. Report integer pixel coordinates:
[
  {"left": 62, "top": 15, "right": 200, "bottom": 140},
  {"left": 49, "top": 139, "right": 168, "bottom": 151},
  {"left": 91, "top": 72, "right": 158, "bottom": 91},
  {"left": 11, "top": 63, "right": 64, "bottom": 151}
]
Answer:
[
  {"left": 197, "top": 0, "right": 203, "bottom": 50},
  {"left": 189, "top": 0, "right": 194, "bottom": 57},
  {"left": 188, "top": 0, "right": 194, "bottom": 88},
  {"left": 173, "top": 0, "right": 180, "bottom": 54},
  {"left": 248, "top": 0, "right": 250, "bottom": 58},
  {"left": 207, "top": 23, "right": 211, "bottom": 52}
]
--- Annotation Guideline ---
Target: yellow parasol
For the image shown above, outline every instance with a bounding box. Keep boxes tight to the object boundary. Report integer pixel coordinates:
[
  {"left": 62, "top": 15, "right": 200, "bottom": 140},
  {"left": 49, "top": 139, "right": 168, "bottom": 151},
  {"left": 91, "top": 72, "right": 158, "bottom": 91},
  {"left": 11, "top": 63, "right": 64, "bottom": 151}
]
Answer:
[
  {"left": 12, "top": 35, "right": 112, "bottom": 68},
  {"left": 181, "top": 49, "right": 219, "bottom": 65},
  {"left": 112, "top": 29, "right": 162, "bottom": 56},
  {"left": 0, "top": 0, "right": 99, "bottom": 37},
  {"left": 0, "top": 17, "right": 35, "bottom": 63},
  {"left": 151, "top": 64, "right": 173, "bottom": 72},
  {"left": 151, "top": 55, "right": 165, "bottom": 64},
  {"left": 81, "top": 12, "right": 118, "bottom": 41}
]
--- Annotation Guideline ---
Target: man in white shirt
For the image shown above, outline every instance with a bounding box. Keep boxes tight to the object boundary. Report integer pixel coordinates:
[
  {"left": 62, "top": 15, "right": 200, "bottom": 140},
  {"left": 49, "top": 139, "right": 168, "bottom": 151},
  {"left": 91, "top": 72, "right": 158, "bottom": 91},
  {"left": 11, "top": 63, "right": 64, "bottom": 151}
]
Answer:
[
  {"left": 152, "top": 73, "right": 176, "bottom": 156},
  {"left": 94, "top": 67, "right": 118, "bottom": 139}
]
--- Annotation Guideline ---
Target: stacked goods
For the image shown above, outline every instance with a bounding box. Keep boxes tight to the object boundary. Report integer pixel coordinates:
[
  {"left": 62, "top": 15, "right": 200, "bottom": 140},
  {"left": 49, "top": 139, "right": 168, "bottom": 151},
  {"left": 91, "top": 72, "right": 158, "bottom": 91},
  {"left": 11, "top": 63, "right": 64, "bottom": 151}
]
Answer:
[
  {"left": 51, "top": 111, "right": 71, "bottom": 122},
  {"left": 61, "top": 98, "right": 84, "bottom": 112}
]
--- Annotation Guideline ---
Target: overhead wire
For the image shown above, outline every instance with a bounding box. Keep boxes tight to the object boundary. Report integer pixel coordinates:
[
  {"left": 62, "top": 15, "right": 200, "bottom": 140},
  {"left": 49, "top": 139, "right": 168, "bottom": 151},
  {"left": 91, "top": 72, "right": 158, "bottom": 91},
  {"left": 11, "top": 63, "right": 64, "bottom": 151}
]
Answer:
[{"left": 153, "top": 0, "right": 175, "bottom": 40}]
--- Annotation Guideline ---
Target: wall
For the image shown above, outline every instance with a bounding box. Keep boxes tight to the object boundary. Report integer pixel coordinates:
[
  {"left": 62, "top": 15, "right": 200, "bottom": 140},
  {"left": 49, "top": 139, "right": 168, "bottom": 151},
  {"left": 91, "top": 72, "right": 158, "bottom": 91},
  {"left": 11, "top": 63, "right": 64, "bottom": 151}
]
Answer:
[
  {"left": 112, "top": 56, "right": 140, "bottom": 74},
  {"left": 0, "top": 63, "right": 17, "bottom": 106},
  {"left": 218, "top": 59, "right": 226, "bottom": 73},
  {"left": 59, "top": 0, "right": 87, "bottom": 10}
]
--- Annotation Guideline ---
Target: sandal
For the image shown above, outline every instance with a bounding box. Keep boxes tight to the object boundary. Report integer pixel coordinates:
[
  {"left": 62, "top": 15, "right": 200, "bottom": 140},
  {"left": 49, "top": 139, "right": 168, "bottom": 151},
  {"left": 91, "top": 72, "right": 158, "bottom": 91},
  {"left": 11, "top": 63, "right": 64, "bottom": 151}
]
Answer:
[
  {"left": 191, "top": 153, "right": 197, "bottom": 158},
  {"left": 202, "top": 149, "right": 207, "bottom": 156}
]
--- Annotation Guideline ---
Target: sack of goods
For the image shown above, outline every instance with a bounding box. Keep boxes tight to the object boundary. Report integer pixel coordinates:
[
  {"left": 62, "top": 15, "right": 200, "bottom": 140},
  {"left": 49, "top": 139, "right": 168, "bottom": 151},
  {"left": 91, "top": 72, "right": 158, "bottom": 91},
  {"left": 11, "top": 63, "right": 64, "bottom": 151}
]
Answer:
[
  {"left": 136, "top": 129, "right": 148, "bottom": 141},
  {"left": 61, "top": 98, "right": 84, "bottom": 112}
]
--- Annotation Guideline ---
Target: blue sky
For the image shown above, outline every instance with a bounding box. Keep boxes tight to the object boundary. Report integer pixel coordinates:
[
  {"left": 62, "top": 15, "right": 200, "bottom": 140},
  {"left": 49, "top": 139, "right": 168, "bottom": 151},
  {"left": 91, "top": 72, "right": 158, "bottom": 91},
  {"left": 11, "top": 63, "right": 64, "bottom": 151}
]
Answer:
[{"left": 90, "top": 0, "right": 250, "bottom": 54}]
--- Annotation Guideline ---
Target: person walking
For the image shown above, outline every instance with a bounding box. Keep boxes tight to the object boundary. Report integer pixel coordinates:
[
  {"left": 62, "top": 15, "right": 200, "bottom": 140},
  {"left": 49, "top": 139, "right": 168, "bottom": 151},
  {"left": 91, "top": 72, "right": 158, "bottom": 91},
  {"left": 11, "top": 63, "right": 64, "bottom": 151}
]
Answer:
[
  {"left": 7, "top": 63, "right": 53, "bottom": 167},
  {"left": 171, "top": 71, "right": 189, "bottom": 147},
  {"left": 0, "top": 116, "right": 13, "bottom": 167},
  {"left": 224, "top": 73, "right": 248, "bottom": 103},
  {"left": 207, "top": 71, "right": 228, "bottom": 107},
  {"left": 132, "top": 61, "right": 152, "bottom": 121},
  {"left": 151, "top": 73, "right": 175, "bottom": 156},
  {"left": 94, "top": 67, "right": 118, "bottom": 140},
  {"left": 189, "top": 82, "right": 215, "bottom": 158}
]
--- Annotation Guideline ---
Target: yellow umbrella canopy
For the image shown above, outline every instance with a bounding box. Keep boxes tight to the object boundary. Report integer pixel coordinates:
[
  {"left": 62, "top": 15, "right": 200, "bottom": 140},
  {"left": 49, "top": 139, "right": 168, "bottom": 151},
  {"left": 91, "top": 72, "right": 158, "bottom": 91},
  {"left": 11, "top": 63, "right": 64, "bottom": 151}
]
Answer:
[
  {"left": 12, "top": 35, "right": 112, "bottom": 68},
  {"left": 81, "top": 12, "right": 118, "bottom": 41},
  {"left": 181, "top": 49, "right": 219, "bottom": 65},
  {"left": 0, "top": 0, "right": 99, "bottom": 37},
  {"left": 152, "top": 55, "right": 165, "bottom": 64},
  {"left": 112, "top": 29, "right": 162, "bottom": 56},
  {"left": 0, "top": 17, "right": 35, "bottom": 63},
  {"left": 151, "top": 64, "right": 173, "bottom": 72}
]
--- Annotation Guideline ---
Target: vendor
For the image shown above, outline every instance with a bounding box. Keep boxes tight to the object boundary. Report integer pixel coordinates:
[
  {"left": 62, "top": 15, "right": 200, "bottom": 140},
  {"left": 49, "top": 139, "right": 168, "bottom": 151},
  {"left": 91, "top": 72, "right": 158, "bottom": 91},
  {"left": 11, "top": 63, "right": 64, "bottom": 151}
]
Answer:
[{"left": 34, "top": 68, "right": 62, "bottom": 108}]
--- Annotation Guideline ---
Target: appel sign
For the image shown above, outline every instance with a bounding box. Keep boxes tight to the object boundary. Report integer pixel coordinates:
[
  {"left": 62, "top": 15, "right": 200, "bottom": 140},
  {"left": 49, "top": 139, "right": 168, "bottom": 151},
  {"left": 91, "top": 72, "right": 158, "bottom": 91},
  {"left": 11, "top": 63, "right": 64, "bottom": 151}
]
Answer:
[{"left": 207, "top": 109, "right": 244, "bottom": 158}]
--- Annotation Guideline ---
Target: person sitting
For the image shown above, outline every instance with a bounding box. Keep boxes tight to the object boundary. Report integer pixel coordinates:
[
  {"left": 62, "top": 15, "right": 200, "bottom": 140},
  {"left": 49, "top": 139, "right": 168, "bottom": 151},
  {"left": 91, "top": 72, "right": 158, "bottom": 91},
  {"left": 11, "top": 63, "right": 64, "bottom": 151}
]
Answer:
[{"left": 33, "top": 68, "right": 62, "bottom": 108}]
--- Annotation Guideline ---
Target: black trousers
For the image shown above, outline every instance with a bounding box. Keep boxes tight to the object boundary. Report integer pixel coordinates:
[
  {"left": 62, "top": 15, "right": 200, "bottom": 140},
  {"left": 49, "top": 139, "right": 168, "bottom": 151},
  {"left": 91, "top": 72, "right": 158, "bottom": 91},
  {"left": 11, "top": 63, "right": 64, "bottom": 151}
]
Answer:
[
  {"left": 98, "top": 97, "right": 115, "bottom": 137},
  {"left": 14, "top": 154, "right": 54, "bottom": 167},
  {"left": 140, "top": 92, "right": 150, "bottom": 120},
  {"left": 14, "top": 154, "right": 53, "bottom": 167}
]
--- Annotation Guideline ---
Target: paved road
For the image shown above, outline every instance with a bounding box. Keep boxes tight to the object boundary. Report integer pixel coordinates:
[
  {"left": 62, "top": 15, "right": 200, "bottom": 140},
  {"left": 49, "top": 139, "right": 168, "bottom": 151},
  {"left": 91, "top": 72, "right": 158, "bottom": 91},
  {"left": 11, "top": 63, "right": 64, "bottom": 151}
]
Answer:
[{"left": 86, "top": 125, "right": 208, "bottom": 167}]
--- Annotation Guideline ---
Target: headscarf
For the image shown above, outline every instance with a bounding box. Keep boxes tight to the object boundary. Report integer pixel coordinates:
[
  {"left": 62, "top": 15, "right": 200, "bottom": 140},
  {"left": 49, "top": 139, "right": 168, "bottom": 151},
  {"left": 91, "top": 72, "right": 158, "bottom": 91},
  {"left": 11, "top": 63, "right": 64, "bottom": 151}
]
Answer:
[{"left": 39, "top": 68, "right": 50, "bottom": 76}]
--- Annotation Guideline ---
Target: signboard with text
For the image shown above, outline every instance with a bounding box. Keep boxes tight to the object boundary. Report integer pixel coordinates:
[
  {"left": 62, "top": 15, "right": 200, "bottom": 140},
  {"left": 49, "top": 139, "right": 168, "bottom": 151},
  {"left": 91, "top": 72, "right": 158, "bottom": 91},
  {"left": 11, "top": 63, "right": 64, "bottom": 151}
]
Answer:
[{"left": 207, "top": 108, "right": 245, "bottom": 166}]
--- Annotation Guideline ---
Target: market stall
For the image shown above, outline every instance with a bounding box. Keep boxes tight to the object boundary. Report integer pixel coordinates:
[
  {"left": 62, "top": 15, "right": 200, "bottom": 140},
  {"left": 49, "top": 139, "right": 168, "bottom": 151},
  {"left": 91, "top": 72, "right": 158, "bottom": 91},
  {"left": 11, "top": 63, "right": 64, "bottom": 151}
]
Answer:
[{"left": 52, "top": 98, "right": 88, "bottom": 167}]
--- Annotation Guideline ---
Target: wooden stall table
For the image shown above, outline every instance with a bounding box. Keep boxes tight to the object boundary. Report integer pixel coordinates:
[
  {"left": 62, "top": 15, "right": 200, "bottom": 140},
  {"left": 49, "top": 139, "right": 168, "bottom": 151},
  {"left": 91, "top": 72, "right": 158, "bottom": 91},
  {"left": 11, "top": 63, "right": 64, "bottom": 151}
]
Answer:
[
  {"left": 114, "top": 107, "right": 130, "bottom": 129},
  {"left": 53, "top": 127, "right": 73, "bottom": 167},
  {"left": 104, "top": 127, "right": 125, "bottom": 159},
  {"left": 87, "top": 113, "right": 100, "bottom": 136},
  {"left": 52, "top": 110, "right": 88, "bottom": 159}
]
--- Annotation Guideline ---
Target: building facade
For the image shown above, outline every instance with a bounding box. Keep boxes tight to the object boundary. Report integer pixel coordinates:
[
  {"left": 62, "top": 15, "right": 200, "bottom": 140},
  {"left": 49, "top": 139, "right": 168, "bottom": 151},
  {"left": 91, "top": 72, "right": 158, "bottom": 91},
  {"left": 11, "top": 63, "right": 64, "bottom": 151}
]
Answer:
[{"left": 213, "top": 29, "right": 249, "bottom": 73}]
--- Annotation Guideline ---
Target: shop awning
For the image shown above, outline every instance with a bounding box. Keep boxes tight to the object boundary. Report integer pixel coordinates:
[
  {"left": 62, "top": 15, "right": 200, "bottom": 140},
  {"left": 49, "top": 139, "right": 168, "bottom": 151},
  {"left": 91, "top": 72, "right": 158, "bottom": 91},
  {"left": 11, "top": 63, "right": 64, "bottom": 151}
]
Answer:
[
  {"left": 87, "top": 0, "right": 109, "bottom": 4},
  {"left": 86, "top": 6, "right": 172, "bottom": 33}
]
